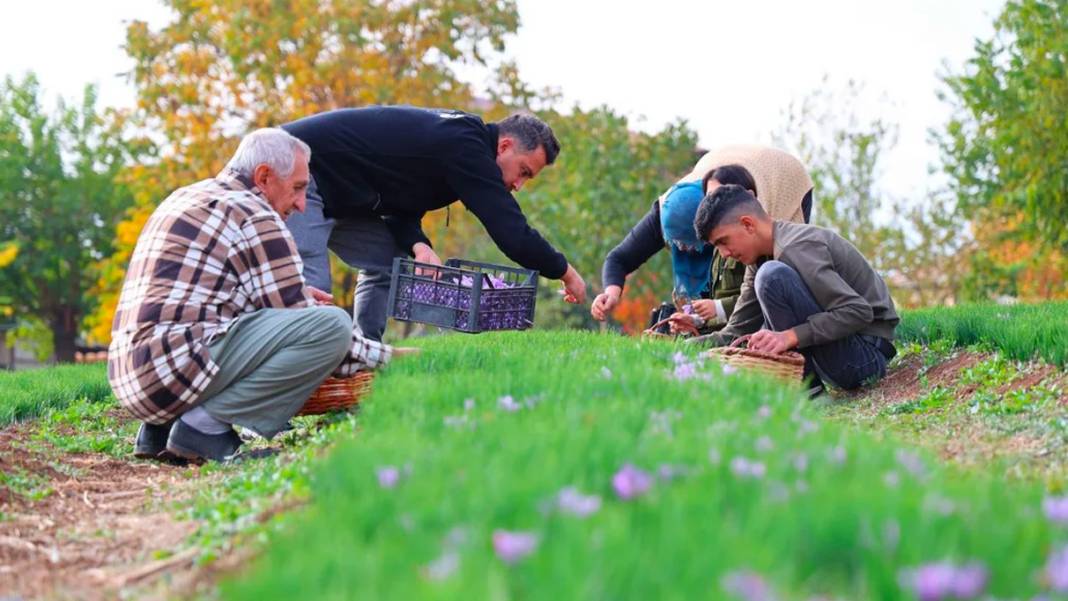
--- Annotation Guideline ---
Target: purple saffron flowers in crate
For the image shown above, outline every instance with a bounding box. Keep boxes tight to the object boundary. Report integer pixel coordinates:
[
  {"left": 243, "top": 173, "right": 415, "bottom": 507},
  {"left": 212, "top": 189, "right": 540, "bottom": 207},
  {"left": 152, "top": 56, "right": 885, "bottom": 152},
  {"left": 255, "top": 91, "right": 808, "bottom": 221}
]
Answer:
[{"left": 387, "top": 257, "right": 539, "bottom": 333}]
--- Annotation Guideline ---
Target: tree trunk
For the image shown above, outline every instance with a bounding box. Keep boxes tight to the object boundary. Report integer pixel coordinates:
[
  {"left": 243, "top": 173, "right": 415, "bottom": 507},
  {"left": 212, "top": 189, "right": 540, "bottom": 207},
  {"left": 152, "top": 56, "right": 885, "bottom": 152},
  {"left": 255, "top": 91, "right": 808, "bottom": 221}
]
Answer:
[{"left": 50, "top": 306, "right": 79, "bottom": 364}]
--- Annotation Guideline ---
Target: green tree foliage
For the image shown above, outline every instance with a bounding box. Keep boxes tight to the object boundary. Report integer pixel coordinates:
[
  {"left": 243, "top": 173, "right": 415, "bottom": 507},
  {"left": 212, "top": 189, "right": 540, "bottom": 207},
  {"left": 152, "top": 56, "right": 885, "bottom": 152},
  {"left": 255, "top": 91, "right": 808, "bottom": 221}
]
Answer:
[
  {"left": 92, "top": 0, "right": 533, "bottom": 339},
  {"left": 938, "top": 0, "right": 1068, "bottom": 300},
  {"left": 774, "top": 79, "right": 969, "bottom": 307},
  {"left": 940, "top": 0, "right": 1068, "bottom": 248},
  {"left": 0, "top": 74, "right": 140, "bottom": 361}
]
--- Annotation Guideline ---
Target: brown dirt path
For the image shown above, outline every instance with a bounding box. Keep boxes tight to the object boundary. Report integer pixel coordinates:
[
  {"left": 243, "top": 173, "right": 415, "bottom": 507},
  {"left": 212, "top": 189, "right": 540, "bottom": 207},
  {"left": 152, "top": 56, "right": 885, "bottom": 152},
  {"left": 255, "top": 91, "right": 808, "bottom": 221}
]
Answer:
[{"left": 0, "top": 417, "right": 204, "bottom": 600}]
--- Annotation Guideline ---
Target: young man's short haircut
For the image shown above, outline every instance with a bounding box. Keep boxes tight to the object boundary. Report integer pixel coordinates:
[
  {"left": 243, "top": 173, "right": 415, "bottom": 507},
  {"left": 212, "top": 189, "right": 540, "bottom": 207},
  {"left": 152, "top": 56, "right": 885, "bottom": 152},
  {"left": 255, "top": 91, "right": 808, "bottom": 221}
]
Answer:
[{"left": 693, "top": 184, "right": 769, "bottom": 242}]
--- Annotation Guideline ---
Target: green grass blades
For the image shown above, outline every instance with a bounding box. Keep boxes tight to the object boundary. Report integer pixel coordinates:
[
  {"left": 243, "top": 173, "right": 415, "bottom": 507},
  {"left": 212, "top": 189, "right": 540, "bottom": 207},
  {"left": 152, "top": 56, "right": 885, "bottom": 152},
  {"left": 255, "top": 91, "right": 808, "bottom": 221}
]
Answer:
[
  {"left": 220, "top": 331, "right": 1059, "bottom": 600},
  {"left": 898, "top": 301, "right": 1068, "bottom": 366},
  {"left": 0, "top": 363, "right": 110, "bottom": 426}
]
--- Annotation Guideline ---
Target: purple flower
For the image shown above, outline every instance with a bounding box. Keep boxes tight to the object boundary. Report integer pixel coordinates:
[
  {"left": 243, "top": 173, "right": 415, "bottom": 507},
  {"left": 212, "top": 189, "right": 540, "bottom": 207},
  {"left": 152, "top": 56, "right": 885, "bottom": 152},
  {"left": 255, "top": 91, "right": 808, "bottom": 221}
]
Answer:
[
  {"left": 898, "top": 561, "right": 987, "bottom": 600},
  {"left": 792, "top": 453, "right": 809, "bottom": 472},
  {"left": 827, "top": 445, "right": 847, "bottom": 465},
  {"left": 730, "top": 457, "right": 766, "bottom": 479},
  {"left": 492, "top": 529, "right": 539, "bottom": 564},
  {"left": 721, "top": 570, "right": 776, "bottom": 601},
  {"left": 757, "top": 405, "right": 771, "bottom": 419},
  {"left": 1043, "top": 496, "right": 1068, "bottom": 525},
  {"left": 556, "top": 487, "right": 602, "bottom": 517},
  {"left": 657, "top": 463, "right": 690, "bottom": 481},
  {"left": 463, "top": 398, "right": 476, "bottom": 412},
  {"left": 895, "top": 449, "right": 927, "bottom": 479},
  {"left": 423, "top": 551, "right": 459, "bottom": 581},
  {"left": 612, "top": 464, "right": 653, "bottom": 500},
  {"left": 674, "top": 362, "right": 697, "bottom": 381},
  {"left": 498, "top": 395, "right": 521, "bottom": 412},
  {"left": 377, "top": 466, "right": 400, "bottom": 489},
  {"left": 755, "top": 436, "right": 775, "bottom": 453},
  {"left": 721, "top": 364, "right": 739, "bottom": 375},
  {"left": 884, "top": 471, "right": 901, "bottom": 488},
  {"left": 1047, "top": 544, "right": 1068, "bottom": 592},
  {"left": 672, "top": 351, "right": 688, "bottom": 365},
  {"left": 601, "top": 366, "right": 613, "bottom": 379}
]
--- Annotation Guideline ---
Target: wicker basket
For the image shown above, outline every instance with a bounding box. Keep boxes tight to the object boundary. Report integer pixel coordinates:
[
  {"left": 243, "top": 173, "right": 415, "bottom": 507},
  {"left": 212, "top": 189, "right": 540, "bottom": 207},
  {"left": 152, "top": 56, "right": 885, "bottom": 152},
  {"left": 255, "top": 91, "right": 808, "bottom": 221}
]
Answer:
[
  {"left": 705, "top": 336, "right": 805, "bottom": 382},
  {"left": 297, "top": 371, "right": 375, "bottom": 416}
]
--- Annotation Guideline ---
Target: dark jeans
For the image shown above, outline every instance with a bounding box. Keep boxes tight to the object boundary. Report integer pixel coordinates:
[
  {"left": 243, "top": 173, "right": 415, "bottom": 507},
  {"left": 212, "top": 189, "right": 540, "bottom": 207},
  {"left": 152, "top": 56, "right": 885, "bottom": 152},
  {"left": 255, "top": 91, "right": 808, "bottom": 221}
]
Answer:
[
  {"left": 753, "top": 261, "right": 890, "bottom": 390},
  {"left": 284, "top": 177, "right": 406, "bottom": 342}
]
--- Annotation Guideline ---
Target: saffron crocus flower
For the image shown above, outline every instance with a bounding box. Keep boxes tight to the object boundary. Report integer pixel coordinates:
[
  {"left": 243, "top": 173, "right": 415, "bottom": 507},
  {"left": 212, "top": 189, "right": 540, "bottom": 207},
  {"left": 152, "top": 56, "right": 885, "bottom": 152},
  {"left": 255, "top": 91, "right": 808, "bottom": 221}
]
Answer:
[
  {"left": 492, "top": 530, "right": 539, "bottom": 564},
  {"left": 423, "top": 551, "right": 459, "bottom": 581},
  {"left": 730, "top": 457, "right": 766, "bottom": 479},
  {"left": 757, "top": 405, "right": 771, "bottom": 419},
  {"left": 755, "top": 435, "right": 775, "bottom": 453},
  {"left": 898, "top": 561, "right": 987, "bottom": 601},
  {"left": 377, "top": 466, "right": 400, "bottom": 489},
  {"left": 498, "top": 395, "right": 521, "bottom": 412},
  {"left": 556, "top": 487, "right": 602, "bottom": 517},
  {"left": 674, "top": 362, "right": 697, "bottom": 381},
  {"left": 1048, "top": 544, "right": 1068, "bottom": 592},
  {"left": 1043, "top": 496, "right": 1068, "bottom": 525},
  {"left": 721, "top": 570, "right": 775, "bottom": 601},
  {"left": 612, "top": 464, "right": 653, "bottom": 500}
]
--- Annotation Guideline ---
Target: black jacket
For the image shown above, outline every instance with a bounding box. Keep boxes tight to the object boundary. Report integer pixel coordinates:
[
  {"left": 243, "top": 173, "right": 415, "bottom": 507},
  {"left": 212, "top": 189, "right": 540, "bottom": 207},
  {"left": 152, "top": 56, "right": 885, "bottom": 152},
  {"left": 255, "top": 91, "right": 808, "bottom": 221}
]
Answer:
[{"left": 282, "top": 106, "right": 568, "bottom": 279}]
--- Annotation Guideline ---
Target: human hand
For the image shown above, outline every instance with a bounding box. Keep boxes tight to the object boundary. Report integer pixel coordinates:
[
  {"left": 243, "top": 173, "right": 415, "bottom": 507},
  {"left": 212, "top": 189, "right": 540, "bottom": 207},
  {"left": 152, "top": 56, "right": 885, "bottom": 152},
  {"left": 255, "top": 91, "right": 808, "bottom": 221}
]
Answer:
[
  {"left": 412, "top": 242, "right": 442, "bottom": 276},
  {"left": 668, "top": 312, "right": 700, "bottom": 336},
  {"left": 747, "top": 329, "right": 798, "bottom": 354},
  {"left": 306, "top": 286, "right": 335, "bottom": 305},
  {"left": 560, "top": 264, "right": 587, "bottom": 304},
  {"left": 590, "top": 285, "right": 622, "bottom": 321}
]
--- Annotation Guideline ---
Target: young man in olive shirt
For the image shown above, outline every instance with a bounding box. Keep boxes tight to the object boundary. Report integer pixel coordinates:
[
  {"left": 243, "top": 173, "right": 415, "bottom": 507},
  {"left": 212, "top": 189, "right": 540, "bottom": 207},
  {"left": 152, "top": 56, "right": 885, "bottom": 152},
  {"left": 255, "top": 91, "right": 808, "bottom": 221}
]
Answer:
[{"left": 692, "top": 185, "right": 899, "bottom": 391}]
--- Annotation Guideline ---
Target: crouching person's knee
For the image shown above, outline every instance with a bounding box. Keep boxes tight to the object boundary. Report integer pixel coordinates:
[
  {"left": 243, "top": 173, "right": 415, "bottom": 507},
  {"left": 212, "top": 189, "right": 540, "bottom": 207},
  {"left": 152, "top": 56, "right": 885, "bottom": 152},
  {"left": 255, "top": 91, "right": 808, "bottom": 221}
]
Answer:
[
  {"left": 754, "top": 261, "right": 796, "bottom": 302},
  {"left": 315, "top": 305, "right": 354, "bottom": 361}
]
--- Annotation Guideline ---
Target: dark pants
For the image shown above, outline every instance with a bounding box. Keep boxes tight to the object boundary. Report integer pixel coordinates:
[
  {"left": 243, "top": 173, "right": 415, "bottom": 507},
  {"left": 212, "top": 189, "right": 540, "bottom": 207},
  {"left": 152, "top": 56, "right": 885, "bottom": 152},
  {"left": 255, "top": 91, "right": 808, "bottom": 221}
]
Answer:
[
  {"left": 284, "top": 177, "right": 406, "bottom": 342},
  {"left": 753, "top": 261, "right": 890, "bottom": 390}
]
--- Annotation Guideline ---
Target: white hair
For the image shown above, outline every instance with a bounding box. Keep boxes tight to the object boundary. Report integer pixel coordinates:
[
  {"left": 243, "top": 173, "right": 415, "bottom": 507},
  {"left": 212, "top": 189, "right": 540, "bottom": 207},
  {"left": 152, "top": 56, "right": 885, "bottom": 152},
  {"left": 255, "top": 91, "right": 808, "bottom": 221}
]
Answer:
[{"left": 226, "top": 128, "right": 311, "bottom": 178}]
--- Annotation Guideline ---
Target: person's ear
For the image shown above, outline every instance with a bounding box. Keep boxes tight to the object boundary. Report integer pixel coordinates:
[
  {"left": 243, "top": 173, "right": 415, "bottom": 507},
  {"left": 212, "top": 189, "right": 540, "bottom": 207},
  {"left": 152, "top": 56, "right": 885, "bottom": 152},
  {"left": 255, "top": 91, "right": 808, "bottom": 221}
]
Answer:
[
  {"left": 497, "top": 136, "right": 513, "bottom": 156},
  {"left": 739, "top": 214, "right": 756, "bottom": 233},
  {"left": 253, "top": 164, "right": 272, "bottom": 189}
]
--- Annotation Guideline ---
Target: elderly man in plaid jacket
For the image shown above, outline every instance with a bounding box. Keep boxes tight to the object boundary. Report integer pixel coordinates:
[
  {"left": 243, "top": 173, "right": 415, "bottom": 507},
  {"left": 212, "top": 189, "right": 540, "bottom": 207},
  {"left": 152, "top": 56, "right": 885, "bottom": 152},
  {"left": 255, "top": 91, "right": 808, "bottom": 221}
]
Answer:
[{"left": 108, "top": 128, "right": 409, "bottom": 463}]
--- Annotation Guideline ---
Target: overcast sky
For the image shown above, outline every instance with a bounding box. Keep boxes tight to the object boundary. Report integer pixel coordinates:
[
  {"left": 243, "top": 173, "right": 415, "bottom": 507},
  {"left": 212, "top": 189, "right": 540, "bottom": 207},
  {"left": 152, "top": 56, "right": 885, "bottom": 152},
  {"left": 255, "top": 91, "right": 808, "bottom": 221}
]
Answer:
[{"left": 0, "top": 0, "right": 1003, "bottom": 203}]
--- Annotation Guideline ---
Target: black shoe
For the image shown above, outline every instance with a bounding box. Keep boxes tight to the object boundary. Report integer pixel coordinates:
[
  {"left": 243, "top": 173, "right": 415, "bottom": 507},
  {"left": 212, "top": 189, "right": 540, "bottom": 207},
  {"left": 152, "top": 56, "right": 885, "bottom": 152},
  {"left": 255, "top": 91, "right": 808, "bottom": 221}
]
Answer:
[
  {"left": 134, "top": 420, "right": 187, "bottom": 464},
  {"left": 165, "top": 419, "right": 243, "bottom": 464}
]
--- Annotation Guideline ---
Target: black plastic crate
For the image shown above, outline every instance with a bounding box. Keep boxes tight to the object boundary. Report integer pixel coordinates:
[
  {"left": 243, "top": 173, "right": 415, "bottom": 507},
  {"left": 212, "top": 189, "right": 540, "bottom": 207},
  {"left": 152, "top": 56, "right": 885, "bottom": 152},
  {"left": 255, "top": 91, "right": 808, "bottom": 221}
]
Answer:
[{"left": 387, "top": 258, "right": 539, "bottom": 333}]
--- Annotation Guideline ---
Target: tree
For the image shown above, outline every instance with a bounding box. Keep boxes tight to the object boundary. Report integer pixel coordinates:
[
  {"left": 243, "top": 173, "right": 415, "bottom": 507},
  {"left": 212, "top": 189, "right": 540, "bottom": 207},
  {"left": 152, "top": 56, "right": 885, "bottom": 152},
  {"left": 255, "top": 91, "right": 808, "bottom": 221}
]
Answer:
[
  {"left": 0, "top": 74, "right": 140, "bottom": 361},
  {"left": 774, "top": 78, "right": 970, "bottom": 308},
  {"left": 90, "top": 0, "right": 530, "bottom": 341},
  {"left": 938, "top": 0, "right": 1068, "bottom": 300}
]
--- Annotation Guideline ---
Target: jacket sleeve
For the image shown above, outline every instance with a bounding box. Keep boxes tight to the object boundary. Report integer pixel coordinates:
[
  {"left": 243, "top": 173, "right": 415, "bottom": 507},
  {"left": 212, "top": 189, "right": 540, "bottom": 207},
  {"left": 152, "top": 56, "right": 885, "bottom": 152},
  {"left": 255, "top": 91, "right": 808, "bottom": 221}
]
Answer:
[
  {"left": 444, "top": 149, "right": 568, "bottom": 279},
  {"left": 691, "top": 264, "right": 763, "bottom": 347},
  {"left": 602, "top": 201, "right": 665, "bottom": 289},
  {"left": 787, "top": 241, "right": 874, "bottom": 347},
  {"left": 382, "top": 212, "right": 430, "bottom": 254}
]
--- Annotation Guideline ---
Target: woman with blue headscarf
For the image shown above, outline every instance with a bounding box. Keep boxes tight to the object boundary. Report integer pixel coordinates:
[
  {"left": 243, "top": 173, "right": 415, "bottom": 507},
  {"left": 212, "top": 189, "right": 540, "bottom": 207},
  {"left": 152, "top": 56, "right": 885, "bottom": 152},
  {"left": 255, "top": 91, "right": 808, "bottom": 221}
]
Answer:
[{"left": 592, "top": 145, "right": 813, "bottom": 335}]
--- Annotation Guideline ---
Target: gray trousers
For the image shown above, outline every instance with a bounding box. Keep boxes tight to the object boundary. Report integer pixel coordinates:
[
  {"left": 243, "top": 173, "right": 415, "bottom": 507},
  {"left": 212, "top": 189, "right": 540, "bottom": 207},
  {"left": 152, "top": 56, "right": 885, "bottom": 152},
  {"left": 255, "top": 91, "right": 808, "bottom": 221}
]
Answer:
[
  {"left": 284, "top": 178, "right": 407, "bottom": 342},
  {"left": 198, "top": 306, "right": 352, "bottom": 437}
]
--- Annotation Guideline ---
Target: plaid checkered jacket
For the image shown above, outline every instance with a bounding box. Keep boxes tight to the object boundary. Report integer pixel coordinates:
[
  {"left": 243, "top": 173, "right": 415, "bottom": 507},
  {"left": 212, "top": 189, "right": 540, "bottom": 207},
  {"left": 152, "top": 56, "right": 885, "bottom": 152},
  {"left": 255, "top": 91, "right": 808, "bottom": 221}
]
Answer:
[{"left": 108, "top": 169, "right": 390, "bottom": 424}]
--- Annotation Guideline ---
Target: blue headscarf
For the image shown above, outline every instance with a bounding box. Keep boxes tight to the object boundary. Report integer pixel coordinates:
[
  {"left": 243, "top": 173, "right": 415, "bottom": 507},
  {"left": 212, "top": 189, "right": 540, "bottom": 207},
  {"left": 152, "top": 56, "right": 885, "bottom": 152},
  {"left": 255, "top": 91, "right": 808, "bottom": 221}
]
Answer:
[{"left": 659, "top": 181, "right": 716, "bottom": 301}]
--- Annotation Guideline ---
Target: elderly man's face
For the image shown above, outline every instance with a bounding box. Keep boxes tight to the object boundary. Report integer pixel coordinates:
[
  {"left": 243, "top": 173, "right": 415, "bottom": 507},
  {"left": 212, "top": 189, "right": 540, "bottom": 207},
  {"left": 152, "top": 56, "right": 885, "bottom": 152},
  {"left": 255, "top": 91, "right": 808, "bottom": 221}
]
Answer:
[
  {"left": 496, "top": 136, "right": 547, "bottom": 193},
  {"left": 257, "top": 152, "right": 310, "bottom": 220}
]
